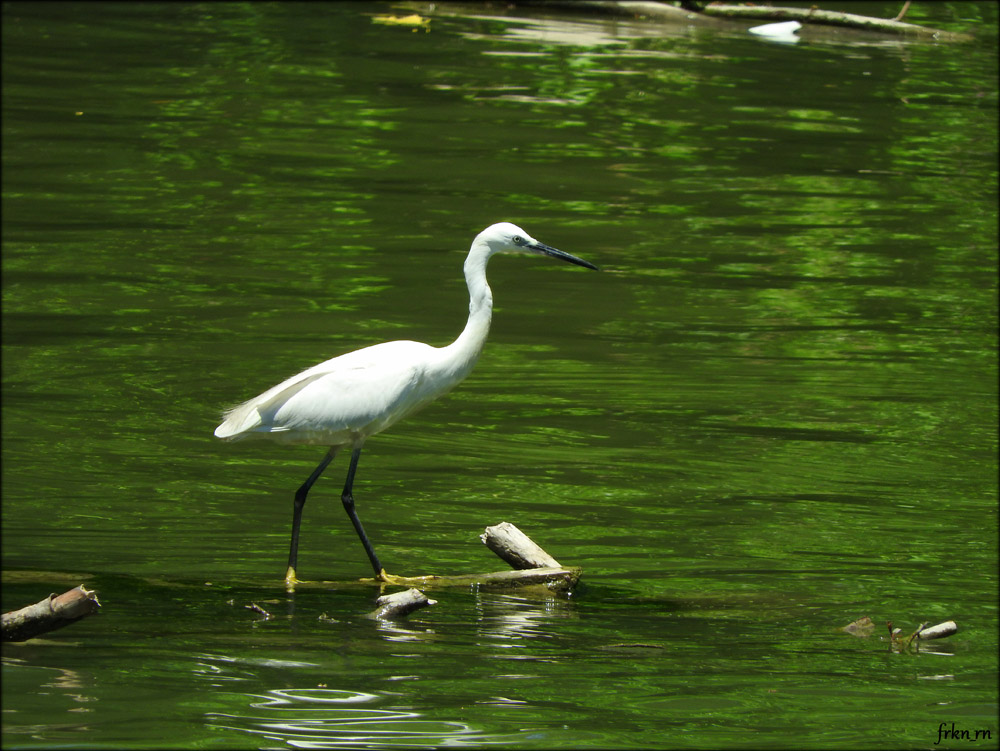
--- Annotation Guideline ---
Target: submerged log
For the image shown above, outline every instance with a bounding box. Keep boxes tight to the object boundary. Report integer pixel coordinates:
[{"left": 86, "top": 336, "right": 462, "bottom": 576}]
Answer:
[
  {"left": 364, "top": 565, "right": 582, "bottom": 592},
  {"left": 2, "top": 585, "right": 101, "bottom": 642},
  {"left": 839, "top": 616, "right": 876, "bottom": 637}
]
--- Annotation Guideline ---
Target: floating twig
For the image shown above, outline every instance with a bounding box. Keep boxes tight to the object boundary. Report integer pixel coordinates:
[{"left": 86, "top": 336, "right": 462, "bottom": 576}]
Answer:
[{"left": 245, "top": 602, "right": 273, "bottom": 620}]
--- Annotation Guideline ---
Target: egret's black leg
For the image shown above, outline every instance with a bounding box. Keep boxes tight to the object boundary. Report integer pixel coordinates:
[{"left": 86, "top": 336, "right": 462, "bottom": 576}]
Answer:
[
  {"left": 341, "top": 446, "right": 384, "bottom": 577},
  {"left": 286, "top": 448, "right": 336, "bottom": 584}
]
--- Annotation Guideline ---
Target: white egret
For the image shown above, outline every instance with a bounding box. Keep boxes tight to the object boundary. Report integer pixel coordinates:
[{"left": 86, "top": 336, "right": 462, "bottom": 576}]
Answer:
[{"left": 214, "top": 222, "right": 597, "bottom": 585}]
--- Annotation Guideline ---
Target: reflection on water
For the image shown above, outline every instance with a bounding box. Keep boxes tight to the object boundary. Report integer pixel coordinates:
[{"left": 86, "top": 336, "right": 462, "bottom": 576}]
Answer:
[
  {"left": 373, "top": 619, "right": 438, "bottom": 643},
  {"left": 0, "top": 658, "right": 96, "bottom": 740},
  {"left": 475, "top": 592, "right": 577, "bottom": 643},
  {"left": 205, "top": 687, "right": 509, "bottom": 748}
]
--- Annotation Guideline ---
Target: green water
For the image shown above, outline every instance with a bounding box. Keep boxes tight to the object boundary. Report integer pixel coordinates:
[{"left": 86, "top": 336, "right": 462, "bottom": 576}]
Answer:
[{"left": 3, "top": 1, "right": 997, "bottom": 748}]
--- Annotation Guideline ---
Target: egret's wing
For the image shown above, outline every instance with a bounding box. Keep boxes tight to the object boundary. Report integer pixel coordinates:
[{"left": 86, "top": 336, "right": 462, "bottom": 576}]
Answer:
[
  {"left": 271, "top": 359, "right": 422, "bottom": 438},
  {"left": 214, "top": 341, "right": 434, "bottom": 442}
]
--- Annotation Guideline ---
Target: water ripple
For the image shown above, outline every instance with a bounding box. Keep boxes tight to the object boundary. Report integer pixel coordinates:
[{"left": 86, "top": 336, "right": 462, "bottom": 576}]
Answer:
[{"left": 206, "top": 688, "right": 513, "bottom": 748}]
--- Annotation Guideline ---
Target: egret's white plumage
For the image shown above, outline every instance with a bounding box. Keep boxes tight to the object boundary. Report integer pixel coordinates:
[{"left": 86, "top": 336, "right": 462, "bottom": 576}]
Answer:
[
  {"left": 214, "top": 222, "right": 597, "bottom": 585},
  {"left": 215, "top": 340, "right": 454, "bottom": 445}
]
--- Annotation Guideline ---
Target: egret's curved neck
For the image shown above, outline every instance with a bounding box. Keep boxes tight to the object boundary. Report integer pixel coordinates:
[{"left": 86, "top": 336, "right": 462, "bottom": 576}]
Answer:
[{"left": 440, "top": 241, "right": 494, "bottom": 379}]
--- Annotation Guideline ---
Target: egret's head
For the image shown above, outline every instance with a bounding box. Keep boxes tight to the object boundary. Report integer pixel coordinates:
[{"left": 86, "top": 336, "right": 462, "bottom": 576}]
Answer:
[{"left": 475, "top": 222, "right": 598, "bottom": 270}]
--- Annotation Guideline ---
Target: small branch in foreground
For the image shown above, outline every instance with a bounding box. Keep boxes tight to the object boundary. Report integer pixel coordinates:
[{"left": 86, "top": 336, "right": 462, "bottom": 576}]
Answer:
[
  {"left": 2, "top": 586, "right": 101, "bottom": 642},
  {"left": 367, "top": 588, "right": 437, "bottom": 620}
]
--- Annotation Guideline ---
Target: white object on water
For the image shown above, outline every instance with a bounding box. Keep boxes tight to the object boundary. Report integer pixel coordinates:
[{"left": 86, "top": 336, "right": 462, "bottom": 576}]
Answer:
[
  {"left": 214, "top": 222, "right": 598, "bottom": 584},
  {"left": 748, "top": 20, "right": 802, "bottom": 43}
]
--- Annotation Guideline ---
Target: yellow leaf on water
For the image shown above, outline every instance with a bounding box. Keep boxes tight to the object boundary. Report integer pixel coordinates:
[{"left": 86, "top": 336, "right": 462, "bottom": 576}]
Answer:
[{"left": 371, "top": 14, "right": 430, "bottom": 30}]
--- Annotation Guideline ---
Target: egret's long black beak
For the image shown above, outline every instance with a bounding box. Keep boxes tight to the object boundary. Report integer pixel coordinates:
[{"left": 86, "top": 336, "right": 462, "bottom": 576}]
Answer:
[{"left": 529, "top": 241, "right": 599, "bottom": 271}]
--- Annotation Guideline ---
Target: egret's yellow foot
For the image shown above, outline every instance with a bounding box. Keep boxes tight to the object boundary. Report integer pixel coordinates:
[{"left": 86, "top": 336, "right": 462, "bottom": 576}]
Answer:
[
  {"left": 375, "top": 569, "right": 409, "bottom": 585},
  {"left": 284, "top": 566, "right": 301, "bottom": 590},
  {"left": 371, "top": 570, "right": 441, "bottom": 586}
]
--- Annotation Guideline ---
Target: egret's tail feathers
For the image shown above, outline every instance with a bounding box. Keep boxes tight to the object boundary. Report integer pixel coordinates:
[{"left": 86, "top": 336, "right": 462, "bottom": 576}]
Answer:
[
  {"left": 214, "top": 404, "right": 263, "bottom": 440},
  {"left": 213, "top": 369, "right": 330, "bottom": 441}
]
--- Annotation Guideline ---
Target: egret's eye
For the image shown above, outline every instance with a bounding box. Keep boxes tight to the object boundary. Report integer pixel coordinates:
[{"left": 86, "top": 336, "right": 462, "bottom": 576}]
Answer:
[{"left": 512, "top": 235, "right": 526, "bottom": 246}]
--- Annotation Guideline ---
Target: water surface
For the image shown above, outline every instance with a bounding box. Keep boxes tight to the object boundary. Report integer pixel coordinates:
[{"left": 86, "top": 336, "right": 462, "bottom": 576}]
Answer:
[{"left": 2, "top": 2, "right": 997, "bottom": 748}]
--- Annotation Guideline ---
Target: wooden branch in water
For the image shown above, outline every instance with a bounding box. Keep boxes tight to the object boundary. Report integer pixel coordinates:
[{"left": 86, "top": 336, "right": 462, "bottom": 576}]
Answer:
[
  {"left": 916, "top": 620, "right": 958, "bottom": 640},
  {"left": 481, "top": 522, "right": 563, "bottom": 570},
  {"left": 2, "top": 585, "right": 101, "bottom": 642},
  {"left": 366, "top": 566, "right": 582, "bottom": 592},
  {"left": 479, "top": 522, "right": 580, "bottom": 592},
  {"left": 698, "top": 3, "right": 971, "bottom": 41},
  {"left": 515, "top": 1, "right": 972, "bottom": 42},
  {"left": 353, "top": 522, "right": 581, "bottom": 592},
  {"left": 839, "top": 616, "right": 959, "bottom": 645},
  {"left": 367, "top": 588, "right": 437, "bottom": 620}
]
